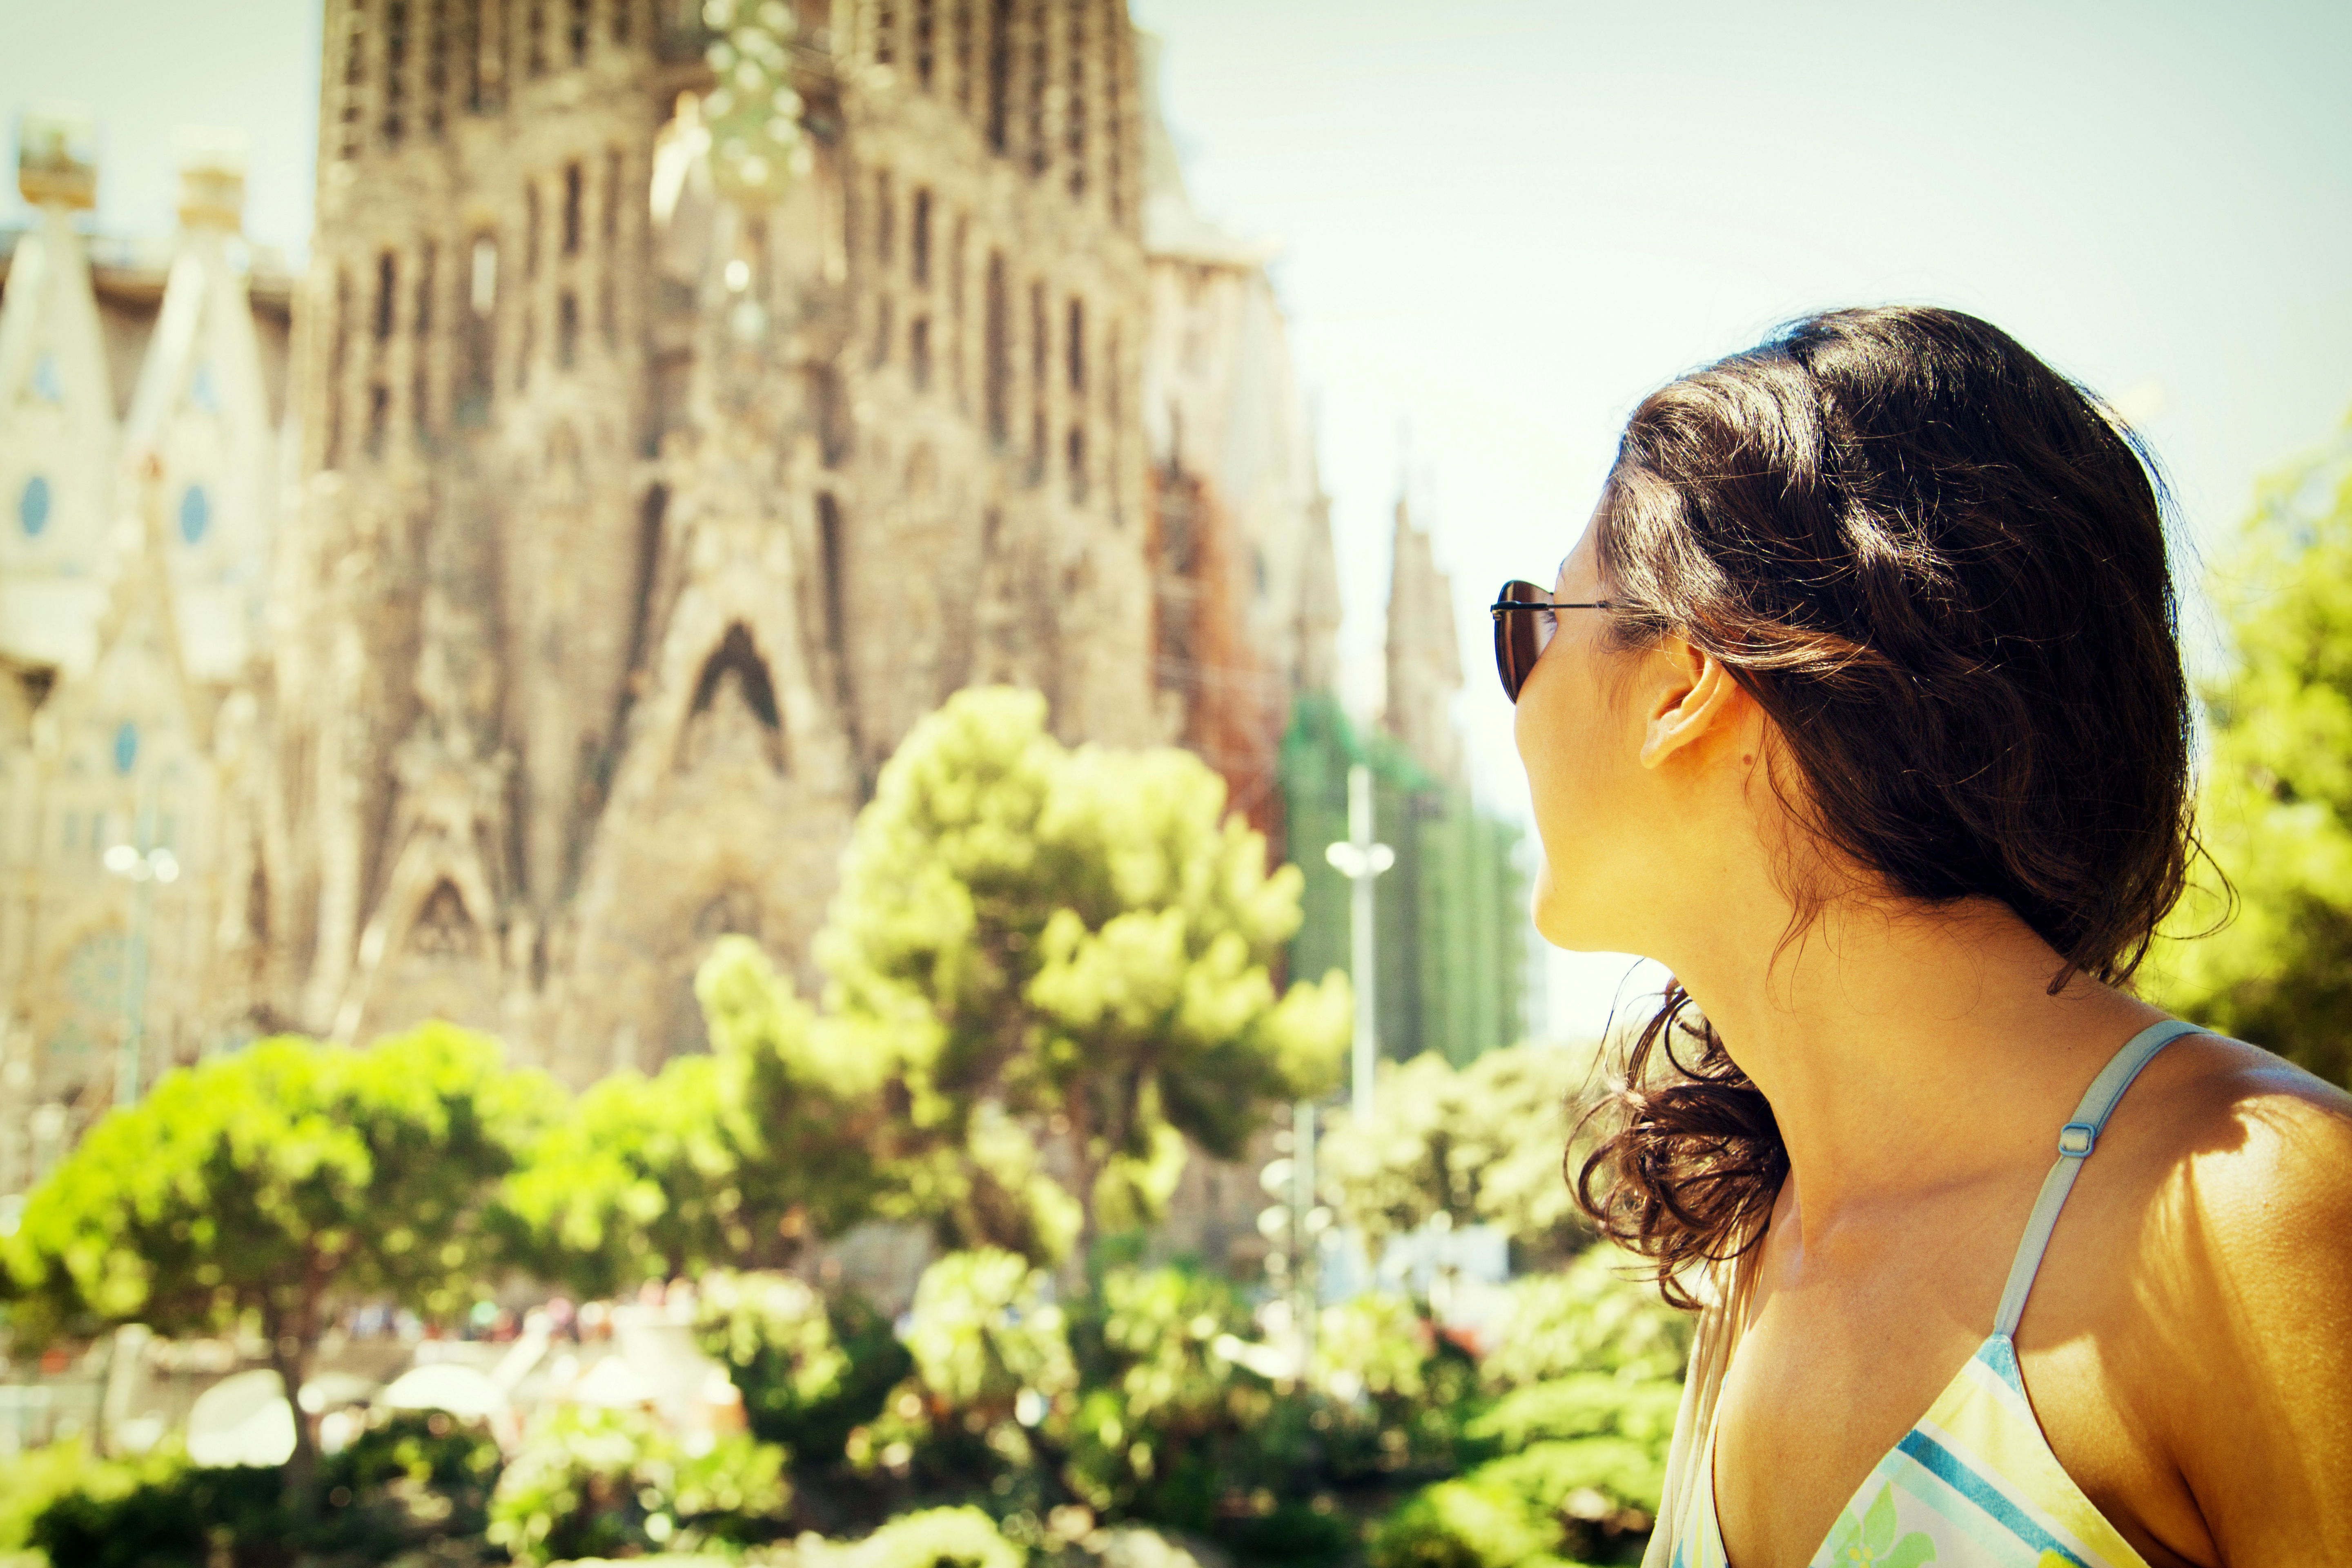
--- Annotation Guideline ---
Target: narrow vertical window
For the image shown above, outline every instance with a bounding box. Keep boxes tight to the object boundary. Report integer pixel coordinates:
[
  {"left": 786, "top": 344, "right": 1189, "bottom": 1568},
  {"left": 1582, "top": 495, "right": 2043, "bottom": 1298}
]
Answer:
[
  {"left": 526, "top": 0, "right": 547, "bottom": 76},
  {"left": 875, "top": 171, "right": 895, "bottom": 267},
  {"left": 599, "top": 274, "right": 616, "bottom": 348},
  {"left": 915, "top": 0, "right": 935, "bottom": 89},
  {"left": 911, "top": 317, "right": 931, "bottom": 390},
  {"left": 1067, "top": 424, "right": 1086, "bottom": 504},
  {"left": 603, "top": 147, "right": 622, "bottom": 246},
  {"left": 470, "top": 0, "right": 502, "bottom": 111},
  {"left": 424, "top": 0, "right": 448, "bottom": 137},
  {"left": 1026, "top": 0, "right": 1047, "bottom": 179},
  {"left": 872, "top": 295, "right": 893, "bottom": 369},
  {"left": 568, "top": 0, "right": 588, "bottom": 63},
  {"left": 384, "top": 0, "right": 410, "bottom": 147},
  {"left": 1065, "top": 0, "right": 1084, "bottom": 199},
  {"left": 1066, "top": 294, "right": 1084, "bottom": 393},
  {"left": 558, "top": 290, "right": 579, "bottom": 368},
  {"left": 367, "top": 383, "right": 391, "bottom": 458},
  {"left": 460, "top": 235, "right": 497, "bottom": 422},
  {"left": 1029, "top": 278, "right": 1047, "bottom": 483},
  {"left": 875, "top": 0, "right": 895, "bottom": 65},
  {"left": 817, "top": 492, "right": 850, "bottom": 706},
  {"left": 326, "top": 267, "right": 352, "bottom": 465},
  {"left": 562, "top": 160, "right": 583, "bottom": 254},
  {"left": 1104, "top": 1, "right": 1123, "bottom": 224},
  {"left": 414, "top": 242, "right": 437, "bottom": 430},
  {"left": 340, "top": 0, "right": 369, "bottom": 159},
  {"left": 911, "top": 187, "right": 932, "bottom": 287},
  {"left": 375, "top": 251, "right": 399, "bottom": 341},
  {"left": 984, "top": 250, "right": 1008, "bottom": 444},
  {"left": 524, "top": 180, "right": 541, "bottom": 277},
  {"left": 986, "top": 0, "right": 1010, "bottom": 154},
  {"left": 954, "top": 0, "right": 973, "bottom": 112},
  {"left": 1107, "top": 320, "right": 1121, "bottom": 521},
  {"left": 612, "top": 0, "right": 631, "bottom": 43}
]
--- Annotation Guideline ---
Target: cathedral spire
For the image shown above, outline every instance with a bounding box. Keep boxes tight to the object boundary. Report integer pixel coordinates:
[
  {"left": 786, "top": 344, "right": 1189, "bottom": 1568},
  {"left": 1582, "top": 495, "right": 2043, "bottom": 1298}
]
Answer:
[
  {"left": 0, "top": 104, "right": 119, "bottom": 675},
  {"left": 1382, "top": 488, "right": 1464, "bottom": 784}
]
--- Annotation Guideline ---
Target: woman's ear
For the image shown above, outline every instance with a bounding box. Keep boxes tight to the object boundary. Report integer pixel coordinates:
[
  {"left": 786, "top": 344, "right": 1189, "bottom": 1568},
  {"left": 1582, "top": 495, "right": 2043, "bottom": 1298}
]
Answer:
[{"left": 1639, "top": 640, "right": 1746, "bottom": 770}]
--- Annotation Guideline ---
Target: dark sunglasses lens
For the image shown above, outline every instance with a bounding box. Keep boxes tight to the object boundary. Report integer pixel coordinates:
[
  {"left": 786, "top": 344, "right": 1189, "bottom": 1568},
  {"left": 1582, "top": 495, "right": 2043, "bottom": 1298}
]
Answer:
[{"left": 1494, "top": 580, "right": 1547, "bottom": 701}]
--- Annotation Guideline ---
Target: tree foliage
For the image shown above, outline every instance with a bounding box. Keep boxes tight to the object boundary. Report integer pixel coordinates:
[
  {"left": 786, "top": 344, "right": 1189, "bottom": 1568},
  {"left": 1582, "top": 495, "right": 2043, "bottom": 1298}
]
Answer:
[
  {"left": 1316, "top": 1044, "right": 1599, "bottom": 1265},
  {"left": 2146, "top": 421, "right": 2352, "bottom": 1087},
  {"left": 1, "top": 1025, "right": 552, "bottom": 1492},
  {"left": 485, "top": 1404, "right": 789, "bottom": 1564},
  {"left": 816, "top": 687, "right": 1350, "bottom": 1258},
  {"left": 505, "top": 945, "right": 888, "bottom": 1294},
  {"left": 692, "top": 1270, "right": 909, "bottom": 1462}
]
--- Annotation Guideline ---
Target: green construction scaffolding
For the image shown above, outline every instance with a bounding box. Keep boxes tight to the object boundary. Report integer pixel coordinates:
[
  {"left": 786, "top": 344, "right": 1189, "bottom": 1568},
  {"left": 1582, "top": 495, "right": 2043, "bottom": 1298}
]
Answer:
[{"left": 1278, "top": 693, "right": 1529, "bottom": 1068}]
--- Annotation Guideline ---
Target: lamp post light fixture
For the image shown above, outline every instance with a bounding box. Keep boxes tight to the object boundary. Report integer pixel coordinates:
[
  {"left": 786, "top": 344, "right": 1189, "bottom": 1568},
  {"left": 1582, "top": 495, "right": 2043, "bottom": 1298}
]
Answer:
[
  {"left": 101, "top": 838, "right": 178, "bottom": 1110},
  {"left": 1324, "top": 763, "right": 1394, "bottom": 1123}
]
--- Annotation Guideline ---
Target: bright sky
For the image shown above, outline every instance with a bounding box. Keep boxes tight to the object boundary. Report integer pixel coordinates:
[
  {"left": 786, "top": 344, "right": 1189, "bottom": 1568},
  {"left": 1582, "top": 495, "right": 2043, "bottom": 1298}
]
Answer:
[{"left": 8, "top": 0, "right": 2350, "bottom": 1036}]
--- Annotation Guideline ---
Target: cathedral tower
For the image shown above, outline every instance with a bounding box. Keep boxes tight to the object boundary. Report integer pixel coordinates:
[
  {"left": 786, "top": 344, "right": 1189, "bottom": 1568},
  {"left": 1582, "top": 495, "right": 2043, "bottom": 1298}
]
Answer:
[{"left": 268, "top": 0, "right": 1163, "bottom": 1078}]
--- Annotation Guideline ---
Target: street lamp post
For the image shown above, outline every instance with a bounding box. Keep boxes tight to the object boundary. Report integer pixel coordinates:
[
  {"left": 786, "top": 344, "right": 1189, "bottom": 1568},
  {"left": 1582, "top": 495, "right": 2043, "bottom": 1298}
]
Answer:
[
  {"left": 1324, "top": 763, "right": 1394, "bottom": 1122},
  {"left": 102, "top": 824, "right": 178, "bottom": 1111}
]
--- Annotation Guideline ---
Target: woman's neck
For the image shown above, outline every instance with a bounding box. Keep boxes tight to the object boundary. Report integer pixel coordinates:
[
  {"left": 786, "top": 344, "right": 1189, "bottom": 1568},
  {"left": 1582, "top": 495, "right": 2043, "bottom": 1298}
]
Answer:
[{"left": 1668, "top": 891, "right": 2163, "bottom": 1237}]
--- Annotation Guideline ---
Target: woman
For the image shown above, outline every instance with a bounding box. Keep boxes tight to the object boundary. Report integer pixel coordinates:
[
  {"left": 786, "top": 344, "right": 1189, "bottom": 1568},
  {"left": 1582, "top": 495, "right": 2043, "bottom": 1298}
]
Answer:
[{"left": 1496, "top": 307, "right": 2352, "bottom": 1566}]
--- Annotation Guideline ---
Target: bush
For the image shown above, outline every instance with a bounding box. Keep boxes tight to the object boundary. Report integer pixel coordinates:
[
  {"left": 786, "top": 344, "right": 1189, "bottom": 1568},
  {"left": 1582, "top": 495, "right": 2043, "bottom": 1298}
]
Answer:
[
  {"left": 1062, "top": 1265, "right": 1269, "bottom": 1526},
  {"left": 24, "top": 1452, "right": 283, "bottom": 1568},
  {"left": 786, "top": 1505, "right": 1027, "bottom": 1568},
  {"left": 1223, "top": 1501, "right": 1354, "bottom": 1567},
  {"left": 313, "top": 1409, "right": 505, "bottom": 1552},
  {"left": 696, "top": 1270, "right": 910, "bottom": 1464},
  {"left": 1477, "top": 1248, "right": 1689, "bottom": 1391},
  {"left": 487, "top": 1404, "right": 789, "bottom": 1565},
  {"left": 6, "top": 1414, "right": 508, "bottom": 1566},
  {"left": 1472, "top": 1437, "right": 1663, "bottom": 1552},
  {"left": 1367, "top": 1477, "right": 1562, "bottom": 1568},
  {"left": 0, "top": 1437, "right": 110, "bottom": 1555},
  {"left": 851, "top": 1249, "right": 1078, "bottom": 1496},
  {"left": 901, "top": 1251, "right": 1079, "bottom": 1418},
  {"left": 1462, "top": 1375, "right": 1679, "bottom": 1455},
  {"left": 1312, "top": 1292, "right": 1476, "bottom": 1478}
]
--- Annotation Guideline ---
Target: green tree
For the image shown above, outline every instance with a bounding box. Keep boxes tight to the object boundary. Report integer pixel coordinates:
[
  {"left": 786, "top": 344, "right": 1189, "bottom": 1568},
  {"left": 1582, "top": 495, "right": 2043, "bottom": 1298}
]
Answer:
[
  {"left": 507, "top": 939, "right": 890, "bottom": 1294},
  {"left": 1, "top": 1025, "right": 553, "bottom": 1502},
  {"left": 2146, "top": 419, "right": 2352, "bottom": 1087},
  {"left": 817, "top": 686, "right": 1350, "bottom": 1259}
]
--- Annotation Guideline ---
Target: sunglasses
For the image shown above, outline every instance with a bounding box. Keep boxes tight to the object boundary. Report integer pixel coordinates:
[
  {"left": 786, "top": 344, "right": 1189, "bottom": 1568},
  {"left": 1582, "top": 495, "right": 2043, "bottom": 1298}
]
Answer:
[{"left": 1489, "top": 580, "right": 1615, "bottom": 702}]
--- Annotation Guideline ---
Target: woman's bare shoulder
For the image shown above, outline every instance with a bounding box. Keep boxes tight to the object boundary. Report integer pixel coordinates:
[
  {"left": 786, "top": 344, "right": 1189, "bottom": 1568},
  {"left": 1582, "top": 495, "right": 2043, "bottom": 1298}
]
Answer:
[
  {"left": 2120, "top": 1032, "right": 2352, "bottom": 1554},
  {"left": 2147, "top": 1032, "right": 2352, "bottom": 1230}
]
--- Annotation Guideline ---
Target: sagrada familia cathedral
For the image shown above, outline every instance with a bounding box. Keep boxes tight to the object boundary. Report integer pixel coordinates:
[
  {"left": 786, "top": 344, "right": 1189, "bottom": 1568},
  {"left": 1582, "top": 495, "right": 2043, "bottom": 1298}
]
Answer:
[{"left": 0, "top": 0, "right": 1513, "bottom": 1194}]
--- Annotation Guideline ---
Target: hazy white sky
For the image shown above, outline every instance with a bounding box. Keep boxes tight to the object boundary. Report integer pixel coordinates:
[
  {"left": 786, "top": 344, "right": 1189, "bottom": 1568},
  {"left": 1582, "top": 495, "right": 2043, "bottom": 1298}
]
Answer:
[{"left": 7, "top": 0, "right": 2350, "bottom": 1035}]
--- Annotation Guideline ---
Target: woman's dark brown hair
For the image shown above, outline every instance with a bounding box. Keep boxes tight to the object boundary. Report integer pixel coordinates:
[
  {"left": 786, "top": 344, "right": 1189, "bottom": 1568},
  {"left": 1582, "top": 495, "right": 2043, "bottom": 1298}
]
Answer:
[{"left": 1571, "top": 306, "right": 2198, "bottom": 1308}]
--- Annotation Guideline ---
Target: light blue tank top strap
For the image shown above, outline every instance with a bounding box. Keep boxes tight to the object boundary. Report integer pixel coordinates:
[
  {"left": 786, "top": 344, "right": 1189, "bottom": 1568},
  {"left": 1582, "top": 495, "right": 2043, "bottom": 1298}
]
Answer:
[{"left": 1991, "top": 1016, "right": 2205, "bottom": 1336}]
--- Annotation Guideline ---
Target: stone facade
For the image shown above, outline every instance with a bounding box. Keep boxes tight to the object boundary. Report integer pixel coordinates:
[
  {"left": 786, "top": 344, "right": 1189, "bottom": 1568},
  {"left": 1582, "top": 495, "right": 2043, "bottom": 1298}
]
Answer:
[
  {"left": 1, "top": 1, "right": 1348, "bottom": 1187},
  {"left": 0, "top": 114, "right": 292, "bottom": 1193}
]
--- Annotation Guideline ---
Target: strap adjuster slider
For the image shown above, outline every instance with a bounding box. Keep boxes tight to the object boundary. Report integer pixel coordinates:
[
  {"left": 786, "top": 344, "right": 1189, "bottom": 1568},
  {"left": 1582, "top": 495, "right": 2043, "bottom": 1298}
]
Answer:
[{"left": 2057, "top": 1122, "right": 2097, "bottom": 1158}]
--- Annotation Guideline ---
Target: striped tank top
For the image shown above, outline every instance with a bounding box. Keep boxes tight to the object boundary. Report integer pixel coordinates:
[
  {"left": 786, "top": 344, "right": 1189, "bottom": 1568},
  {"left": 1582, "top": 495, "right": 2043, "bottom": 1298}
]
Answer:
[{"left": 1671, "top": 1018, "right": 2204, "bottom": 1568}]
